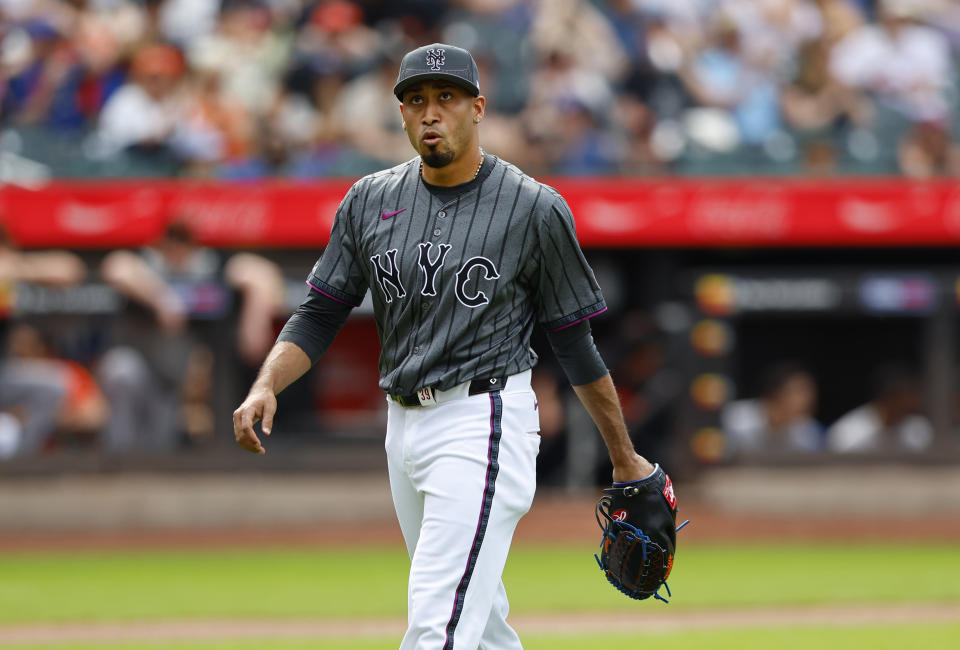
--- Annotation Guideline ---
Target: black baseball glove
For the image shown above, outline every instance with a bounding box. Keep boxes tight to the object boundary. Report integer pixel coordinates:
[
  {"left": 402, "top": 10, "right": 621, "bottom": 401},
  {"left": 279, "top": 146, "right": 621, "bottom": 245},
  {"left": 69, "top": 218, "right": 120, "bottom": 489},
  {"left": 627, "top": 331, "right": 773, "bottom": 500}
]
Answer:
[{"left": 595, "top": 464, "right": 687, "bottom": 603}]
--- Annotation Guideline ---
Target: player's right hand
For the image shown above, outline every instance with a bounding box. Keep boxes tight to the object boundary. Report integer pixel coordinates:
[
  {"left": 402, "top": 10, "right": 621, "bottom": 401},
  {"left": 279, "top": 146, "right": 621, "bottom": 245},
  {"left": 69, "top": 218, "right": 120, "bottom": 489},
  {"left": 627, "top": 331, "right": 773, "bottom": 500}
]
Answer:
[{"left": 232, "top": 387, "right": 277, "bottom": 455}]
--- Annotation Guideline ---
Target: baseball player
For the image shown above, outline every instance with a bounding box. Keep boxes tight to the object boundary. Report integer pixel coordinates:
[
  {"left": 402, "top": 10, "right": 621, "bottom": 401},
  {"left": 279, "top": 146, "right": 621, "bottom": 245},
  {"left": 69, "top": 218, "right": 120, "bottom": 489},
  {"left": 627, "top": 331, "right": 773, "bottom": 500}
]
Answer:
[{"left": 233, "top": 43, "right": 657, "bottom": 649}]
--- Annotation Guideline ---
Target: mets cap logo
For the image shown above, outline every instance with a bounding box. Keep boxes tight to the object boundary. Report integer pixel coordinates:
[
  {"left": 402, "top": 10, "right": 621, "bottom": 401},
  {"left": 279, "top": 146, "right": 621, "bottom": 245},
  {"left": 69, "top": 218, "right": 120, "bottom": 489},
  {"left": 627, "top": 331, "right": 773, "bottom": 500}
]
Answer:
[{"left": 425, "top": 47, "right": 445, "bottom": 71}]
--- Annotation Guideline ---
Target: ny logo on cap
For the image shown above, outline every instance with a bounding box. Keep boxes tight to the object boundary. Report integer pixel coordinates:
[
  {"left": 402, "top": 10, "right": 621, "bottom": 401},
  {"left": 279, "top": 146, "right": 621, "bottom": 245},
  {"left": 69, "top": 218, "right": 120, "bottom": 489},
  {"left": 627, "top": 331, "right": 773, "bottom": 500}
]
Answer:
[{"left": 425, "top": 47, "right": 445, "bottom": 71}]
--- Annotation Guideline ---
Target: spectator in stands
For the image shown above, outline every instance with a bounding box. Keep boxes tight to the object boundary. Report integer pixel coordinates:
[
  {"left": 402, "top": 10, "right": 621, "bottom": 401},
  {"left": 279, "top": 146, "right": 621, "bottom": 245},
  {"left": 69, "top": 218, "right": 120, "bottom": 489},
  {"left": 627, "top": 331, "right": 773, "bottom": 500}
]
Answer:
[
  {"left": 97, "top": 219, "right": 284, "bottom": 451},
  {"left": 530, "top": 0, "right": 629, "bottom": 89},
  {"left": 811, "top": 0, "right": 865, "bottom": 45},
  {"left": 1, "top": 18, "right": 74, "bottom": 126},
  {"left": 781, "top": 36, "right": 873, "bottom": 135},
  {"left": 178, "top": 46, "right": 255, "bottom": 175},
  {"left": 553, "top": 98, "right": 622, "bottom": 175},
  {"left": 155, "top": 0, "right": 221, "bottom": 49},
  {"left": 931, "top": 0, "right": 960, "bottom": 50},
  {"left": 897, "top": 119, "right": 960, "bottom": 177},
  {"left": 827, "top": 364, "right": 934, "bottom": 453},
  {"left": 521, "top": 0, "right": 629, "bottom": 173},
  {"left": 1, "top": 8, "right": 136, "bottom": 130},
  {"left": 721, "top": 362, "right": 823, "bottom": 454},
  {"left": 95, "top": 43, "right": 190, "bottom": 159},
  {"left": 611, "top": 93, "right": 664, "bottom": 174},
  {"left": 277, "top": 71, "right": 354, "bottom": 178},
  {"left": 781, "top": 35, "right": 874, "bottom": 172},
  {"left": 53, "top": 12, "right": 129, "bottom": 129},
  {"left": 522, "top": 47, "right": 619, "bottom": 174},
  {"left": 0, "top": 223, "right": 86, "bottom": 458},
  {"left": 186, "top": 0, "right": 292, "bottom": 118},
  {"left": 292, "top": 0, "right": 380, "bottom": 80},
  {"left": 333, "top": 53, "right": 414, "bottom": 168},
  {"left": 5, "top": 0, "right": 959, "bottom": 178},
  {"left": 721, "top": 0, "right": 822, "bottom": 77},
  {"left": 678, "top": 13, "right": 782, "bottom": 148},
  {"left": 829, "top": 0, "right": 954, "bottom": 125}
]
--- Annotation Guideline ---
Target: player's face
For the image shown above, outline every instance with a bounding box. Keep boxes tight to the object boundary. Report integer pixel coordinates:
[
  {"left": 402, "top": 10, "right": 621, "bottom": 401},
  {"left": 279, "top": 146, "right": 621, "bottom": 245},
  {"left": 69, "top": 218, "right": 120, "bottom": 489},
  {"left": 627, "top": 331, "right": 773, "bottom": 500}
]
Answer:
[{"left": 400, "top": 82, "right": 482, "bottom": 168}]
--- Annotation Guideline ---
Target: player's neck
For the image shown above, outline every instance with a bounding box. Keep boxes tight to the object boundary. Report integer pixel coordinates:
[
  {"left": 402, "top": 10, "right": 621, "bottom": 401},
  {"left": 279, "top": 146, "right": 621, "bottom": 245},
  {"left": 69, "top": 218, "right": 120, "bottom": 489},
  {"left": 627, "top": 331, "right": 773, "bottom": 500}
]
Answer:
[{"left": 420, "top": 147, "right": 484, "bottom": 187}]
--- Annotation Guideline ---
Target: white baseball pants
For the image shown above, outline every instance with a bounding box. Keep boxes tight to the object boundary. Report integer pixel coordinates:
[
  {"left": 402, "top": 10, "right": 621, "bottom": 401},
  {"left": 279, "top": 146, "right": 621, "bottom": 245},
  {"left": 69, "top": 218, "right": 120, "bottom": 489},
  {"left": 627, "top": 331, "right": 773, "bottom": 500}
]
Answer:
[{"left": 385, "top": 370, "right": 540, "bottom": 650}]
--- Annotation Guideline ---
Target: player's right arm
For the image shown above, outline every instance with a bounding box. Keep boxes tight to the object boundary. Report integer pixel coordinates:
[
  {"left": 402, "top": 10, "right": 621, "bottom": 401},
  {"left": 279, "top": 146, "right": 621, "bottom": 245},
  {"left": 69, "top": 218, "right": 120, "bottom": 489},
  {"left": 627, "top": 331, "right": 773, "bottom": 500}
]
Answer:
[
  {"left": 233, "top": 286, "right": 356, "bottom": 454},
  {"left": 233, "top": 341, "right": 312, "bottom": 454},
  {"left": 234, "top": 183, "right": 365, "bottom": 454},
  {"left": 532, "top": 192, "right": 654, "bottom": 481}
]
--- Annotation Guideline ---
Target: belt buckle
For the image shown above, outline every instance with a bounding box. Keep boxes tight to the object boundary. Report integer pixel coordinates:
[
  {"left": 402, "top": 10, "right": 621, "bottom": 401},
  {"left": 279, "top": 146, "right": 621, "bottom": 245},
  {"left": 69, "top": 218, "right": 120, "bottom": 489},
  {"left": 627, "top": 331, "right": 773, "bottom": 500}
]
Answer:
[{"left": 416, "top": 386, "right": 438, "bottom": 407}]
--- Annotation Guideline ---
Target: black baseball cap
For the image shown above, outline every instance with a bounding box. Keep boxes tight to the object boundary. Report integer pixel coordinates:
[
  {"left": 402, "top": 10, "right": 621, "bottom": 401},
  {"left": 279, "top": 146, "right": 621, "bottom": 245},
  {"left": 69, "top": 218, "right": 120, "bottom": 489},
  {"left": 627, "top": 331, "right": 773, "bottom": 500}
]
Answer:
[{"left": 393, "top": 43, "right": 480, "bottom": 101}]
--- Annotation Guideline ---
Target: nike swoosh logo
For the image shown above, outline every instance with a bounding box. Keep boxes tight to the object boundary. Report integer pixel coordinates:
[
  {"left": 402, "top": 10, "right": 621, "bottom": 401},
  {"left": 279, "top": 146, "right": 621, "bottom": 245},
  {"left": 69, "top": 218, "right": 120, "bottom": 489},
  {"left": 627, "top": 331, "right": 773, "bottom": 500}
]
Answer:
[{"left": 381, "top": 208, "right": 406, "bottom": 220}]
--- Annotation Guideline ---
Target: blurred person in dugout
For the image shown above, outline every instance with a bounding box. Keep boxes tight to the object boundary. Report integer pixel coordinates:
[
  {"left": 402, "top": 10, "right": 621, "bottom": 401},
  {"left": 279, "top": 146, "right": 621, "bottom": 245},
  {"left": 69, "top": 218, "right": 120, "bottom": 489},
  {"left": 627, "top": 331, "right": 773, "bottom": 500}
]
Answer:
[
  {"left": 98, "top": 220, "right": 284, "bottom": 452},
  {"left": 827, "top": 364, "right": 933, "bottom": 453},
  {"left": 0, "top": 224, "right": 87, "bottom": 458},
  {"left": 721, "top": 362, "right": 824, "bottom": 455},
  {"left": 6, "top": 322, "right": 109, "bottom": 449}
]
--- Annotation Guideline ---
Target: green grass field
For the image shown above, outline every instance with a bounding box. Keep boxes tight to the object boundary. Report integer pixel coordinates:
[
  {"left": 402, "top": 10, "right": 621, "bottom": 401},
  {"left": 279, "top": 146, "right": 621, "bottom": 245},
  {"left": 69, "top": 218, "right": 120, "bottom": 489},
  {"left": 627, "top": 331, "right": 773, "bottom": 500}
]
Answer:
[
  {"left": 5, "top": 626, "right": 960, "bottom": 650},
  {"left": 2, "top": 542, "right": 958, "bottom": 648}
]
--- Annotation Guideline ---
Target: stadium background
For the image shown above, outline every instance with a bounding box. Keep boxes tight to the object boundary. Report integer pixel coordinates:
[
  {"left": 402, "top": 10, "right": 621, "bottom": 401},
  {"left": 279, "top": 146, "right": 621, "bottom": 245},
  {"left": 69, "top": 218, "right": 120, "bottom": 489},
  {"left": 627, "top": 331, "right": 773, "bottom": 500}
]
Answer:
[{"left": 1, "top": 1, "right": 959, "bottom": 648}]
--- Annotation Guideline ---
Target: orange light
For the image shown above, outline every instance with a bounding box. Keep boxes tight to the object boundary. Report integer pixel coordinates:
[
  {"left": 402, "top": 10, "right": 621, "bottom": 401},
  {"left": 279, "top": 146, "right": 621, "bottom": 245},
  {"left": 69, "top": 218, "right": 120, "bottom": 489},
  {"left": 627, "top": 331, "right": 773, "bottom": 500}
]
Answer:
[{"left": 694, "top": 274, "right": 735, "bottom": 316}]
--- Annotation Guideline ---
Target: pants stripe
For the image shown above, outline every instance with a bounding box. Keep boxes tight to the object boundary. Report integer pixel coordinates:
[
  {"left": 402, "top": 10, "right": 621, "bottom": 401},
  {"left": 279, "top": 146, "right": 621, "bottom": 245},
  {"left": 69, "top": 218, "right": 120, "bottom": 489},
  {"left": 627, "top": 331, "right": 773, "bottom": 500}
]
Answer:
[{"left": 442, "top": 391, "right": 503, "bottom": 650}]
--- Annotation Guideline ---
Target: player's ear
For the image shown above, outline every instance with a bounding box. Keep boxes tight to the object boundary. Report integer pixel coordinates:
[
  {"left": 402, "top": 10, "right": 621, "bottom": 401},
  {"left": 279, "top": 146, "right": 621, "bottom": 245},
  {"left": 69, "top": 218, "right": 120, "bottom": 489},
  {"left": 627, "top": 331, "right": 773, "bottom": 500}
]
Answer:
[
  {"left": 399, "top": 104, "right": 407, "bottom": 130},
  {"left": 473, "top": 95, "right": 485, "bottom": 124}
]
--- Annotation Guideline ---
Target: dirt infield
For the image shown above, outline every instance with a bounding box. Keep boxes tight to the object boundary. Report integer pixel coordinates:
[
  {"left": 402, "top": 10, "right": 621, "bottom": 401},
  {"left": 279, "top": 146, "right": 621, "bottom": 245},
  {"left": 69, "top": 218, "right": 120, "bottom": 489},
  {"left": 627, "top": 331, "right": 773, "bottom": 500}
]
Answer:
[
  {"left": 4, "top": 466, "right": 960, "bottom": 549},
  {"left": 0, "top": 603, "right": 957, "bottom": 644},
  {"left": 3, "top": 493, "right": 960, "bottom": 552}
]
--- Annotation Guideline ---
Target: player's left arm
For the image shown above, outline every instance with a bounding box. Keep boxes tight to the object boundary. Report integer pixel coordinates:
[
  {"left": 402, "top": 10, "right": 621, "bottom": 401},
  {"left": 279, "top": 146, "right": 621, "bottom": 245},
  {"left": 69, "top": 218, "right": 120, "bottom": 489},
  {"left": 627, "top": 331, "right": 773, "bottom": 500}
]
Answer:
[
  {"left": 572, "top": 373, "right": 655, "bottom": 483},
  {"left": 543, "top": 322, "right": 653, "bottom": 482},
  {"left": 532, "top": 195, "right": 654, "bottom": 482}
]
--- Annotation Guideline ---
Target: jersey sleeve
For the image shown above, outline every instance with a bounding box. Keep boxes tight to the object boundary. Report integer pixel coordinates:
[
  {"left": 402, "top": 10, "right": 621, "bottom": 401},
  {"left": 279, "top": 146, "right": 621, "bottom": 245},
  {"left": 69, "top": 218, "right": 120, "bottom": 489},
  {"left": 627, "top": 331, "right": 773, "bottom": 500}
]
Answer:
[
  {"left": 534, "top": 194, "right": 607, "bottom": 331},
  {"left": 306, "top": 184, "right": 367, "bottom": 307},
  {"left": 277, "top": 288, "right": 353, "bottom": 364}
]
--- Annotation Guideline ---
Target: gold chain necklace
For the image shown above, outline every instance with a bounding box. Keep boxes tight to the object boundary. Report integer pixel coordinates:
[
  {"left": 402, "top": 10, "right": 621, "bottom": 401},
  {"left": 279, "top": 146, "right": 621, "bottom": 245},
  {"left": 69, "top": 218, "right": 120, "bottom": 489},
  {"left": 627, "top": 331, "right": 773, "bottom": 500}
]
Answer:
[{"left": 473, "top": 148, "right": 485, "bottom": 179}]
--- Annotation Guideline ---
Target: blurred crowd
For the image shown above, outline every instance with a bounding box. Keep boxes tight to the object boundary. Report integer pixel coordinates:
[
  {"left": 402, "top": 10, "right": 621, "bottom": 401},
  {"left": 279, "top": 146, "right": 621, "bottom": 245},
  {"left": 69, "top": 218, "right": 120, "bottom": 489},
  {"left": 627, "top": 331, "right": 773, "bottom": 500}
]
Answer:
[{"left": 3, "top": 0, "right": 960, "bottom": 180}]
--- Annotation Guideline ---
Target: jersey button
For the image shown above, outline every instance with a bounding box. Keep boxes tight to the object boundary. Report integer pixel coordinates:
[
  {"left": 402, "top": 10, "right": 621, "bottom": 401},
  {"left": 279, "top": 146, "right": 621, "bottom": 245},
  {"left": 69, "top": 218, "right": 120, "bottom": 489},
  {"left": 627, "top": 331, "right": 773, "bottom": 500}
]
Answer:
[
  {"left": 421, "top": 302, "right": 430, "bottom": 311},
  {"left": 438, "top": 210, "right": 446, "bottom": 218},
  {"left": 413, "top": 346, "right": 421, "bottom": 354},
  {"left": 433, "top": 228, "right": 441, "bottom": 237}
]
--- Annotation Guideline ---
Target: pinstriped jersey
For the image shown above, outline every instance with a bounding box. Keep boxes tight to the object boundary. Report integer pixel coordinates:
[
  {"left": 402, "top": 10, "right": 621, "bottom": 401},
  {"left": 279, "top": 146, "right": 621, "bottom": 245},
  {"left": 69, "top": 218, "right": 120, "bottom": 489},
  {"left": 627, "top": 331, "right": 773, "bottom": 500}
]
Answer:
[{"left": 308, "top": 154, "right": 606, "bottom": 395}]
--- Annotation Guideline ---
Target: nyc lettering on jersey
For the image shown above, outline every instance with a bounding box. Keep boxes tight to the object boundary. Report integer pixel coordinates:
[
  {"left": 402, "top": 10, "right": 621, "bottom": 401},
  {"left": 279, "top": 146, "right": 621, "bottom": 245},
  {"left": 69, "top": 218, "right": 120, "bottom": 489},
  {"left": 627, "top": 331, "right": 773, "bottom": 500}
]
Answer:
[{"left": 370, "top": 243, "right": 499, "bottom": 308}]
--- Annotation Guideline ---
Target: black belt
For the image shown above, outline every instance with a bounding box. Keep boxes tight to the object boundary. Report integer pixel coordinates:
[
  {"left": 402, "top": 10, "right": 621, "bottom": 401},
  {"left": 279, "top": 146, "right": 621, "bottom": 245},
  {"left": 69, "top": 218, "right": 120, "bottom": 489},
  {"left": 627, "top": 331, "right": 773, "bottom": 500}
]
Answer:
[{"left": 391, "top": 376, "right": 506, "bottom": 407}]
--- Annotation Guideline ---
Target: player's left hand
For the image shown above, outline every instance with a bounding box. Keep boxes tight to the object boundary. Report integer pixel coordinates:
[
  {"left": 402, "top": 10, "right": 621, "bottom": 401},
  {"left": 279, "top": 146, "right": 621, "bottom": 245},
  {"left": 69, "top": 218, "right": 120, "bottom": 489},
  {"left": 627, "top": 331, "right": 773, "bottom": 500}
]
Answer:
[
  {"left": 611, "top": 452, "right": 656, "bottom": 484},
  {"left": 595, "top": 463, "right": 684, "bottom": 603}
]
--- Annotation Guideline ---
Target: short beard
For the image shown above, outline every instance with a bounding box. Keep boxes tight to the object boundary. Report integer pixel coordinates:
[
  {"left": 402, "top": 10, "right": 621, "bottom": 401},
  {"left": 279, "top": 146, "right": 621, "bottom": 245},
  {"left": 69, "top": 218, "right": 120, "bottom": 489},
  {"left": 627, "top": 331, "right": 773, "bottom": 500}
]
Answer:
[{"left": 421, "top": 149, "right": 455, "bottom": 168}]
